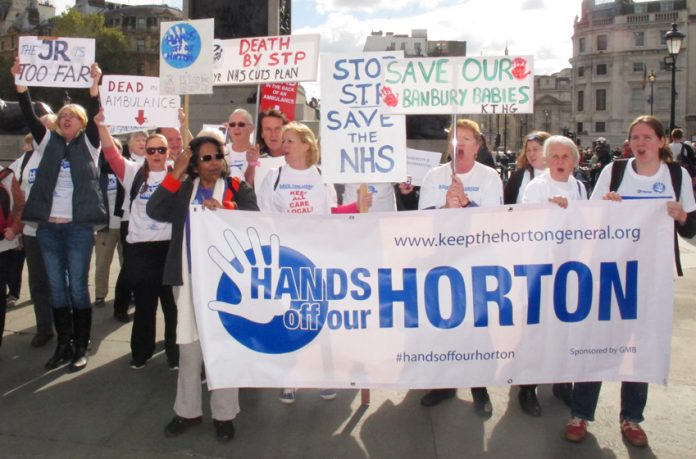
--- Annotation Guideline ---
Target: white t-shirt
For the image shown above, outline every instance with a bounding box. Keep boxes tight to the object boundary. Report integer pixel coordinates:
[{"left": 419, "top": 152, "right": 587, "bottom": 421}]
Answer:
[
  {"left": 119, "top": 164, "right": 171, "bottom": 243},
  {"left": 34, "top": 131, "right": 101, "bottom": 220},
  {"left": 522, "top": 172, "right": 587, "bottom": 204},
  {"left": 225, "top": 144, "right": 248, "bottom": 181},
  {"left": 418, "top": 161, "right": 503, "bottom": 209},
  {"left": 342, "top": 183, "right": 396, "bottom": 212},
  {"left": 591, "top": 159, "right": 696, "bottom": 213},
  {"left": 257, "top": 165, "right": 337, "bottom": 215},
  {"left": 105, "top": 173, "right": 121, "bottom": 229},
  {"left": 10, "top": 151, "right": 40, "bottom": 236},
  {"left": 514, "top": 168, "right": 546, "bottom": 204}
]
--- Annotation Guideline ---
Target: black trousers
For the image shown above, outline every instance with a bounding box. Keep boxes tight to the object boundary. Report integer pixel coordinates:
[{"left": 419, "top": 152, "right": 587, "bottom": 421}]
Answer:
[
  {"left": 126, "top": 240, "right": 178, "bottom": 365},
  {"left": 0, "top": 250, "right": 12, "bottom": 346},
  {"left": 113, "top": 221, "right": 132, "bottom": 316}
]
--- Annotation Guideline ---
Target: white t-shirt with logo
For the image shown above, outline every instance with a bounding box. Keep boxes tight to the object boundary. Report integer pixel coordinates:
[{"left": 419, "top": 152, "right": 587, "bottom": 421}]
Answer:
[
  {"left": 522, "top": 172, "right": 587, "bottom": 203},
  {"left": 342, "top": 183, "right": 396, "bottom": 212},
  {"left": 120, "top": 164, "right": 171, "bottom": 243},
  {"left": 257, "top": 165, "right": 337, "bottom": 215},
  {"left": 418, "top": 161, "right": 503, "bottom": 209},
  {"left": 225, "top": 144, "right": 248, "bottom": 181},
  {"left": 591, "top": 159, "right": 696, "bottom": 213}
]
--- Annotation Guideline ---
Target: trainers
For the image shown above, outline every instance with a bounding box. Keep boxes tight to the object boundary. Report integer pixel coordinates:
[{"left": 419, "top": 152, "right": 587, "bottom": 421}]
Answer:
[
  {"left": 213, "top": 419, "right": 235, "bottom": 442},
  {"left": 93, "top": 297, "right": 105, "bottom": 307},
  {"left": 169, "top": 361, "right": 179, "bottom": 371},
  {"left": 565, "top": 417, "right": 588, "bottom": 442},
  {"left": 620, "top": 420, "right": 648, "bottom": 447},
  {"left": 6, "top": 294, "right": 18, "bottom": 307},
  {"left": 279, "top": 388, "right": 296, "bottom": 404},
  {"left": 130, "top": 360, "right": 146, "bottom": 370},
  {"left": 319, "top": 389, "right": 337, "bottom": 400},
  {"left": 164, "top": 415, "right": 202, "bottom": 438}
]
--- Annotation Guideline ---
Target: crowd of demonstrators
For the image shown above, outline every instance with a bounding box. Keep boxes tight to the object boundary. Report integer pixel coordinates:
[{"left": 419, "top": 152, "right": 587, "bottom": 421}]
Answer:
[
  {"left": 2, "top": 60, "right": 692, "bottom": 450},
  {"left": 12, "top": 58, "right": 105, "bottom": 372},
  {"left": 146, "top": 131, "right": 259, "bottom": 442},
  {"left": 418, "top": 119, "right": 502, "bottom": 418}
]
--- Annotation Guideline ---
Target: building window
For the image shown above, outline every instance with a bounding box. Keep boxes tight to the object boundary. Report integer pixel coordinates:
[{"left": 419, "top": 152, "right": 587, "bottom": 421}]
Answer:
[
  {"left": 661, "top": 1, "right": 674, "bottom": 12},
  {"left": 147, "top": 17, "right": 158, "bottom": 28},
  {"left": 136, "top": 39, "right": 145, "bottom": 52},
  {"left": 630, "top": 88, "right": 644, "bottom": 112},
  {"left": 597, "top": 35, "right": 608, "bottom": 51},
  {"left": 124, "top": 16, "right": 135, "bottom": 28},
  {"left": 660, "top": 34, "right": 667, "bottom": 46},
  {"left": 635, "top": 3, "right": 647, "bottom": 13},
  {"left": 634, "top": 31, "right": 644, "bottom": 47},
  {"left": 596, "top": 63, "right": 608, "bottom": 75},
  {"left": 596, "top": 89, "right": 607, "bottom": 111},
  {"left": 577, "top": 90, "right": 584, "bottom": 112},
  {"left": 414, "top": 42, "right": 422, "bottom": 55},
  {"left": 578, "top": 66, "right": 585, "bottom": 77},
  {"left": 656, "top": 87, "right": 669, "bottom": 110},
  {"left": 579, "top": 37, "right": 586, "bottom": 53},
  {"left": 137, "top": 63, "right": 145, "bottom": 75},
  {"left": 595, "top": 122, "right": 606, "bottom": 133},
  {"left": 577, "top": 122, "right": 584, "bottom": 134},
  {"left": 633, "top": 62, "right": 644, "bottom": 72},
  {"left": 136, "top": 17, "right": 146, "bottom": 29}
]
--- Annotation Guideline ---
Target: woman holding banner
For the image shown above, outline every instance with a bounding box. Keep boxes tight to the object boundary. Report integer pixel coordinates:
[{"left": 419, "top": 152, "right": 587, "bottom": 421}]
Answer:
[
  {"left": 256, "top": 121, "right": 371, "bottom": 404},
  {"left": 147, "top": 131, "right": 258, "bottom": 442},
  {"left": 564, "top": 115, "right": 696, "bottom": 447},
  {"left": 503, "top": 131, "right": 550, "bottom": 205},
  {"left": 418, "top": 118, "right": 503, "bottom": 417},
  {"left": 12, "top": 58, "right": 106, "bottom": 372}
]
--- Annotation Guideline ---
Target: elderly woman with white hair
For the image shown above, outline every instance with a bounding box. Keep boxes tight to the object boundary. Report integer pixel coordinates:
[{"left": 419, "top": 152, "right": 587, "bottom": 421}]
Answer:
[
  {"left": 523, "top": 135, "right": 587, "bottom": 206},
  {"left": 224, "top": 108, "right": 260, "bottom": 185}
]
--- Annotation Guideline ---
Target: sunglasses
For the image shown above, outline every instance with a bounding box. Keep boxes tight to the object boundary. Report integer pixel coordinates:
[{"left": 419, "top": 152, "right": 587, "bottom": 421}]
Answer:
[
  {"left": 199, "top": 153, "right": 225, "bottom": 162},
  {"left": 228, "top": 121, "right": 247, "bottom": 128},
  {"left": 527, "top": 134, "right": 544, "bottom": 142},
  {"left": 146, "top": 146, "right": 167, "bottom": 155}
]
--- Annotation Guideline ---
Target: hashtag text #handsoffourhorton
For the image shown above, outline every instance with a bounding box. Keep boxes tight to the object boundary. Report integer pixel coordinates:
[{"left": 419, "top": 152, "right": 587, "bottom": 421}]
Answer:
[{"left": 395, "top": 350, "right": 515, "bottom": 363}]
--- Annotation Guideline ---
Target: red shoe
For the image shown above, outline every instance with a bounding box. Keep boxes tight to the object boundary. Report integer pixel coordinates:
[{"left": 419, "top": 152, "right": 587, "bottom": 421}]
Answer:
[
  {"left": 621, "top": 420, "right": 648, "bottom": 447},
  {"left": 565, "top": 417, "right": 588, "bottom": 442}
]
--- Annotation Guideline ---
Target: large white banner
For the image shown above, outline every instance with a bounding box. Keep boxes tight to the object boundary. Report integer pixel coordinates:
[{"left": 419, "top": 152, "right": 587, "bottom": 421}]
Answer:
[
  {"left": 213, "top": 34, "right": 319, "bottom": 86},
  {"left": 320, "top": 52, "right": 407, "bottom": 184},
  {"left": 101, "top": 75, "right": 180, "bottom": 129},
  {"left": 380, "top": 56, "right": 534, "bottom": 115},
  {"left": 159, "top": 19, "right": 214, "bottom": 95},
  {"left": 16, "top": 37, "right": 95, "bottom": 88},
  {"left": 190, "top": 201, "right": 674, "bottom": 390}
]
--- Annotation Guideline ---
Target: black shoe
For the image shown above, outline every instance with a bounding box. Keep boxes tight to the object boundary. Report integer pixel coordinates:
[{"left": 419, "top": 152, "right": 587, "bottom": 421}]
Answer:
[
  {"left": 213, "top": 419, "right": 235, "bottom": 442},
  {"left": 45, "top": 341, "right": 74, "bottom": 370},
  {"left": 518, "top": 387, "right": 542, "bottom": 417},
  {"left": 164, "top": 415, "right": 202, "bottom": 438},
  {"left": 420, "top": 388, "right": 456, "bottom": 407},
  {"left": 31, "top": 333, "right": 54, "bottom": 348},
  {"left": 93, "top": 298, "right": 105, "bottom": 307},
  {"left": 114, "top": 311, "right": 130, "bottom": 323},
  {"left": 552, "top": 383, "right": 573, "bottom": 408},
  {"left": 472, "top": 388, "right": 493, "bottom": 418}
]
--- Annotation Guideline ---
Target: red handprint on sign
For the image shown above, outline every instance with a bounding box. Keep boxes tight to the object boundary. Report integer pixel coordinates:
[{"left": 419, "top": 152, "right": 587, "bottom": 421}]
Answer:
[
  {"left": 380, "top": 86, "right": 399, "bottom": 107},
  {"left": 511, "top": 57, "right": 531, "bottom": 81}
]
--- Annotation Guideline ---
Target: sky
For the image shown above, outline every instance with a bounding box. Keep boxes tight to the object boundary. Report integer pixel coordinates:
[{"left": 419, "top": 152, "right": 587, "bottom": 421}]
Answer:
[{"left": 52, "top": 0, "right": 585, "bottom": 97}]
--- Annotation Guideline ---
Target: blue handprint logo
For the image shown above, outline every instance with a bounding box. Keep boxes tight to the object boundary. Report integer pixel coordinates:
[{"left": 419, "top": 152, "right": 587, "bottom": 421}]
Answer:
[
  {"left": 161, "top": 23, "right": 201, "bottom": 69},
  {"left": 208, "top": 227, "right": 328, "bottom": 354}
]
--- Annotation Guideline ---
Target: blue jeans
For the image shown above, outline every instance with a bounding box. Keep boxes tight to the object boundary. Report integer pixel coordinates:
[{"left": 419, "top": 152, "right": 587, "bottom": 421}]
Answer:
[
  {"left": 571, "top": 381, "right": 648, "bottom": 423},
  {"left": 37, "top": 223, "right": 95, "bottom": 311}
]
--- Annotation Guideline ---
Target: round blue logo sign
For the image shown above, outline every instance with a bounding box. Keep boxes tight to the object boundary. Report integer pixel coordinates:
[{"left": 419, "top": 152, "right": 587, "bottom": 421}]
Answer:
[
  {"left": 653, "top": 182, "right": 666, "bottom": 193},
  {"left": 161, "top": 23, "right": 201, "bottom": 69}
]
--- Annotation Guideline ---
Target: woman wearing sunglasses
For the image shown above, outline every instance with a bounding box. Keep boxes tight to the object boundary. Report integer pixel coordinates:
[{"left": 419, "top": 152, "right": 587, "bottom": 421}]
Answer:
[
  {"left": 224, "top": 109, "right": 260, "bottom": 185},
  {"left": 95, "top": 109, "right": 178, "bottom": 370},
  {"left": 11, "top": 59, "right": 105, "bottom": 372},
  {"left": 503, "top": 131, "right": 551, "bottom": 205},
  {"left": 146, "top": 132, "right": 258, "bottom": 442}
]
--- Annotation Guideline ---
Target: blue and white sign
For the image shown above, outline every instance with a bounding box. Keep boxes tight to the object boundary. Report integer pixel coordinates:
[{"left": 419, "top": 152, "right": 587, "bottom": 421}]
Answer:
[
  {"left": 320, "top": 52, "right": 407, "bottom": 184},
  {"left": 190, "top": 200, "right": 674, "bottom": 390},
  {"left": 16, "top": 36, "right": 95, "bottom": 88},
  {"left": 159, "top": 19, "right": 214, "bottom": 95}
]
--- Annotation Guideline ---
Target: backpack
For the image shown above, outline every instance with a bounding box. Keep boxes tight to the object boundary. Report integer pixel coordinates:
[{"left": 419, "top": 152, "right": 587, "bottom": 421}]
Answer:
[
  {"left": 0, "top": 168, "right": 15, "bottom": 234},
  {"left": 609, "top": 159, "right": 684, "bottom": 275},
  {"left": 678, "top": 143, "right": 696, "bottom": 178}
]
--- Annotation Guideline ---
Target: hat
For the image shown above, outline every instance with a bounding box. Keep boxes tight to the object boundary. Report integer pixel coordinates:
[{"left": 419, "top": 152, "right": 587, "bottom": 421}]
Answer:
[{"left": 595, "top": 137, "right": 607, "bottom": 143}]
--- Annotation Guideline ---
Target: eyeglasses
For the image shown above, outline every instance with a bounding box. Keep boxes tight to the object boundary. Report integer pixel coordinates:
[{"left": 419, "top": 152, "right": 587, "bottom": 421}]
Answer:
[
  {"left": 200, "top": 153, "right": 225, "bottom": 162},
  {"left": 59, "top": 113, "right": 80, "bottom": 120},
  {"left": 228, "top": 122, "right": 247, "bottom": 128},
  {"left": 146, "top": 146, "right": 167, "bottom": 155},
  {"left": 527, "top": 134, "right": 544, "bottom": 142}
]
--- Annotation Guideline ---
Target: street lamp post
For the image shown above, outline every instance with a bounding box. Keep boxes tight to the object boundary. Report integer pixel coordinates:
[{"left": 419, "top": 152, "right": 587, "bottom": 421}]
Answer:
[
  {"left": 544, "top": 110, "right": 550, "bottom": 132},
  {"left": 665, "top": 23, "right": 685, "bottom": 132},
  {"left": 648, "top": 70, "right": 656, "bottom": 116}
]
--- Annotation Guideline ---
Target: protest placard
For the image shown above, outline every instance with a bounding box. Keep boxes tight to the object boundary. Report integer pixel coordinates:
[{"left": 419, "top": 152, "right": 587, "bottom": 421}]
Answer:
[
  {"left": 190, "top": 200, "right": 673, "bottom": 389},
  {"left": 213, "top": 34, "right": 319, "bottom": 86},
  {"left": 159, "top": 19, "right": 214, "bottom": 95},
  {"left": 380, "top": 56, "right": 534, "bottom": 115},
  {"left": 16, "top": 36, "right": 95, "bottom": 88},
  {"left": 320, "top": 52, "right": 407, "bottom": 184},
  {"left": 259, "top": 83, "right": 298, "bottom": 121},
  {"left": 406, "top": 148, "right": 443, "bottom": 186},
  {"left": 101, "top": 75, "right": 180, "bottom": 129}
]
